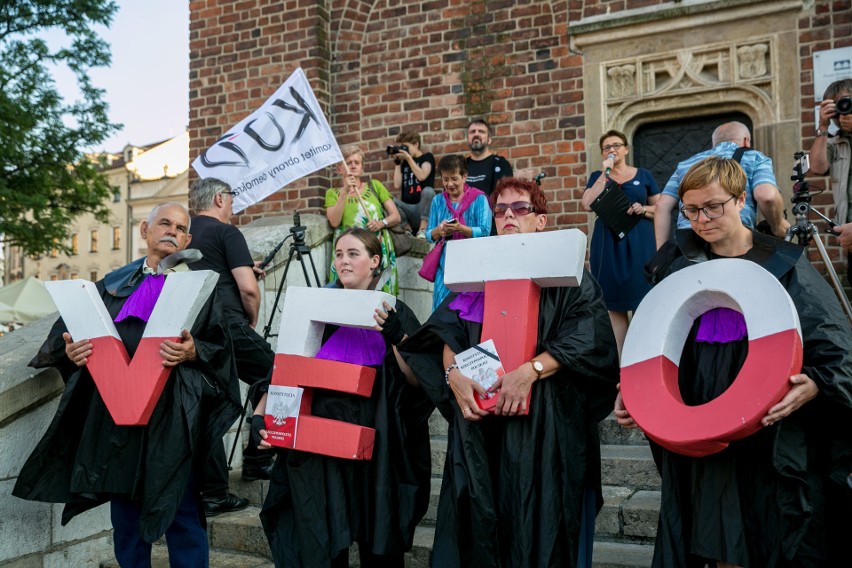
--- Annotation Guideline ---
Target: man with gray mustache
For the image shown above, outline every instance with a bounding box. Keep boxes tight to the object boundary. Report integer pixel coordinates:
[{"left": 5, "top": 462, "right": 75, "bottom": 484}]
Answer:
[{"left": 14, "top": 202, "right": 241, "bottom": 567}]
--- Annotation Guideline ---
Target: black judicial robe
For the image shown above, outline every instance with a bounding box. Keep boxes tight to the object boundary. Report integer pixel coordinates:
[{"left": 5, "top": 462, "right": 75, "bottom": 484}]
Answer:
[
  {"left": 259, "top": 300, "right": 434, "bottom": 567},
  {"left": 13, "top": 259, "right": 241, "bottom": 542},
  {"left": 650, "top": 230, "right": 852, "bottom": 568},
  {"left": 399, "top": 273, "right": 620, "bottom": 568}
]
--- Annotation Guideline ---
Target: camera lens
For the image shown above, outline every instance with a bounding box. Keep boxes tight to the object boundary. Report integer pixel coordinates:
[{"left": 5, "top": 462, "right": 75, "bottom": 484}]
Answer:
[{"left": 836, "top": 96, "right": 852, "bottom": 115}]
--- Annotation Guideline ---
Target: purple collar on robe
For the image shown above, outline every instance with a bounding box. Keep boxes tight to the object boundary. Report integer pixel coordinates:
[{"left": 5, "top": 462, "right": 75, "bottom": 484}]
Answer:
[
  {"left": 315, "top": 326, "right": 386, "bottom": 366},
  {"left": 695, "top": 307, "right": 747, "bottom": 343},
  {"left": 449, "top": 291, "right": 485, "bottom": 323},
  {"left": 115, "top": 274, "right": 165, "bottom": 323}
]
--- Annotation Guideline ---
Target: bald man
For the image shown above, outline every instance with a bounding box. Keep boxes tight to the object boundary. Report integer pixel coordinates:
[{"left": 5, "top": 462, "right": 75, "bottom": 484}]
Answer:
[{"left": 654, "top": 121, "right": 789, "bottom": 248}]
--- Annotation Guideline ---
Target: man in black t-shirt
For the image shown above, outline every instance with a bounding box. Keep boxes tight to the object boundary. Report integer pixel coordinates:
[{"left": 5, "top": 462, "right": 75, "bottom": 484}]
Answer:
[
  {"left": 391, "top": 131, "right": 436, "bottom": 236},
  {"left": 464, "top": 117, "right": 513, "bottom": 196},
  {"left": 188, "top": 177, "right": 276, "bottom": 516}
]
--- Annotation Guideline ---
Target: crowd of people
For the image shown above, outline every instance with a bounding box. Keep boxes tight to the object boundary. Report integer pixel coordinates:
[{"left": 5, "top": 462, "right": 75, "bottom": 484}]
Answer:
[{"left": 11, "top": 93, "right": 852, "bottom": 568}]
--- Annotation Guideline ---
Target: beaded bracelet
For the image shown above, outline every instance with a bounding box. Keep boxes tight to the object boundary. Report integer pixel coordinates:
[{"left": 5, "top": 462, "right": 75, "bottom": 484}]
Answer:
[{"left": 444, "top": 363, "right": 458, "bottom": 384}]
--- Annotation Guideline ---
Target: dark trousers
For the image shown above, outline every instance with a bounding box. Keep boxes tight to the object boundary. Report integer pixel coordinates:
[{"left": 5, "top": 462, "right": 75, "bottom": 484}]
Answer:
[
  {"left": 111, "top": 481, "right": 207, "bottom": 567},
  {"left": 202, "top": 320, "right": 275, "bottom": 497}
]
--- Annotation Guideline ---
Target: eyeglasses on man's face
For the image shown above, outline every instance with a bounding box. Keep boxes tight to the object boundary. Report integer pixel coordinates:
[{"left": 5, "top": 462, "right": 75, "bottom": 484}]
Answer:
[
  {"left": 680, "top": 195, "right": 736, "bottom": 221},
  {"left": 602, "top": 143, "right": 625, "bottom": 153},
  {"left": 220, "top": 190, "right": 237, "bottom": 197},
  {"left": 493, "top": 201, "right": 536, "bottom": 218}
]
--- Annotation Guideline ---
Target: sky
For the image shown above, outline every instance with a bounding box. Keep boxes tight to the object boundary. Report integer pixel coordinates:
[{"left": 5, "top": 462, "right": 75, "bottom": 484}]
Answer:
[{"left": 50, "top": 0, "right": 189, "bottom": 153}]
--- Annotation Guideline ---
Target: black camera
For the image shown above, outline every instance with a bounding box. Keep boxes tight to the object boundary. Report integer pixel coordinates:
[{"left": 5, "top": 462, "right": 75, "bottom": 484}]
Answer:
[
  {"left": 836, "top": 96, "right": 852, "bottom": 116},
  {"left": 386, "top": 144, "right": 409, "bottom": 156}
]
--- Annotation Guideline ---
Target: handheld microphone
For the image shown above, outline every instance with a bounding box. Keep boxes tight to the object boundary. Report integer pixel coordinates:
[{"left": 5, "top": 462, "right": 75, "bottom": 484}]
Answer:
[
  {"left": 605, "top": 153, "right": 616, "bottom": 177},
  {"left": 258, "top": 243, "right": 282, "bottom": 272}
]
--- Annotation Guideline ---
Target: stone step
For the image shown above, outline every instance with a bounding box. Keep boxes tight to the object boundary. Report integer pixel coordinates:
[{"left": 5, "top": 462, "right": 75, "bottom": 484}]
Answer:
[
  {"left": 206, "top": 507, "right": 434, "bottom": 568},
  {"left": 405, "top": 525, "right": 434, "bottom": 568},
  {"left": 422, "top": 477, "right": 442, "bottom": 527},
  {"left": 431, "top": 441, "right": 660, "bottom": 490},
  {"left": 349, "top": 525, "right": 434, "bottom": 568},
  {"left": 428, "top": 409, "right": 447, "bottom": 437},
  {"left": 100, "top": 541, "right": 273, "bottom": 567},
  {"left": 228, "top": 468, "right": 271, "bottom": 507},
  {"left": 600, "top": 444, "right": 660, "bottom": 490},
  {"left": 202, "top": 494, "right": 655, "bottom": 567},
  {"left": 431, "top": 439, "right": 447, "bottom": 477},
  {"left": 592, "top": 541, "right": 655, "bottom": 568},
  {"left": 599, "top": 413, "right": 648, "bottom": 446},
  {"left": 596, "top": 486, "right": 661, "bottom": 540},
  {"left": 228, "top": 469, "right": 443, "bottom": 528},
  {"left": 207, "top": 506, "right": 271, "bottom": 558}
]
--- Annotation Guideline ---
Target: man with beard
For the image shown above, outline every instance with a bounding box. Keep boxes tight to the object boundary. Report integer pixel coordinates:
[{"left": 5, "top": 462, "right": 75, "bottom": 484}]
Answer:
[
  {"left": 401, "top": 178, "right": 619, "bottom": 567},
  {"left": 13, "top": 203, "right": 241, "bottom": 567},
  {"left": 464, "top": 118, "right": 513, "bottom": 196}
]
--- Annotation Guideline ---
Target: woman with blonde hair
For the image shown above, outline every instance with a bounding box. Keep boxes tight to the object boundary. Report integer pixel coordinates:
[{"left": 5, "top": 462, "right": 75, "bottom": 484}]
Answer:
[{"left": 326, "top": 145, "right": 402, "bottom": 295}]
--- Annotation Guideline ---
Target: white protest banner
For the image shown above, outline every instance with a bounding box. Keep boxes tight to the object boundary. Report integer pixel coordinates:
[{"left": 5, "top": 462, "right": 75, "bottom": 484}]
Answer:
[{"left": 192, "top": 67, "right": 343, "bottom": 213}]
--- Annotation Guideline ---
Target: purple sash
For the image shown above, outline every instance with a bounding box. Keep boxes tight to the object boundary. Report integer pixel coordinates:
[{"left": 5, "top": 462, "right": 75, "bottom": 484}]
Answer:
[
  {"left": 315, "top": 326, "right": 386, "bottom": 366},
  {"left": 695, "top": 307, "right": 747, "bottom": 344},
  {"left": 115, "top": 274, "right": 165, "bottom": 323},
  {"left": 449, "top": 292, "right": 485, "bottom": 323}
]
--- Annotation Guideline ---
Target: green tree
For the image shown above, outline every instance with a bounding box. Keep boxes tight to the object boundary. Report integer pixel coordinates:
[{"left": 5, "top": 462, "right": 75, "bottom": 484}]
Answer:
[{"left": 0, "top": 0, "right": 119, "bottom": 257}]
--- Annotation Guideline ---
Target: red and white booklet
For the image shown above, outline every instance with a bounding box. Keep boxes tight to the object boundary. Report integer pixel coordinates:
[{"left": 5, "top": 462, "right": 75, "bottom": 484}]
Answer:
[
  {"left": 264, "top": 385, "right": 304, "bottom": 448},
  {"left": 454, "top": 339, "right": 505, "bottom": 412}
]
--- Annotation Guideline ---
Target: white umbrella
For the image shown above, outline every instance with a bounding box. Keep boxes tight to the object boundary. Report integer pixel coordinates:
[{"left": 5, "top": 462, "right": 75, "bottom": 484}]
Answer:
[{"left": 0, "top": 277, "right": 58, "bottom": 324}]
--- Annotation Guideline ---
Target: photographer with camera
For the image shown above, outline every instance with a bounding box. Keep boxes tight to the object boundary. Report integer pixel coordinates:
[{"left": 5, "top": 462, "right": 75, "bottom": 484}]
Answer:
[
  {"left": 390, "top": 131, "right": 435, "bottom": 237},
  {"left": 807, "top": 78, "right": 852, "bottom": 283}
]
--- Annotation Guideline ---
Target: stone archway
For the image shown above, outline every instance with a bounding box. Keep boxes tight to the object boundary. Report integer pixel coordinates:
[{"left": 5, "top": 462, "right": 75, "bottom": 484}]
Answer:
[
  {"left": 573, "top": 0, "right": 804, "bottom": 209},
  {"left": 632, "top": 111, "right": 753, "bottom": 190}
]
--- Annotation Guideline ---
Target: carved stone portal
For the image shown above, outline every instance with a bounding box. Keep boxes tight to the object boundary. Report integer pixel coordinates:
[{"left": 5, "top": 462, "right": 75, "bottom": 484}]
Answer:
[{"left": 602, "top": 39, "right": 775, "bottom": 126}]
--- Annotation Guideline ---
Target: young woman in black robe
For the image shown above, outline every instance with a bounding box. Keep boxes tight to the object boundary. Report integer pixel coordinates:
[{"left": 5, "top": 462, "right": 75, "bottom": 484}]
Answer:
[
  {"left": 616, "top": 156, "right": 852, "bottom": 567},
  {"left": 253, "top": 228, "right": 433, "bottom": 568}
]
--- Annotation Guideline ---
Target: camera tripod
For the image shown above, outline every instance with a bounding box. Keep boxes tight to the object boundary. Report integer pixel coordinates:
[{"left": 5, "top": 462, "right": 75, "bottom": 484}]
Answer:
[
  {"left": 227, "top": 211, "right": 322, "bottom": 469},
  {"left": 784, "top": 153, "right": 852, "bottom": 325},
  {"left": 260, "top": 210, "right": 322, "bottom": 340}
]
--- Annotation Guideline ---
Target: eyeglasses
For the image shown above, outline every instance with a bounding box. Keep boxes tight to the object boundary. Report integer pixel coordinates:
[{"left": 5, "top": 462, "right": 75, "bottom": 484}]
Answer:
[
  {"left": 680, "top": 196, "right": 736, "bottom": 221},
  {"left": 493, "top": 201, "right": 536, "bottom": 218},
  {"left": 220, "top": 191, "right": 237, "bottom": 197},
  {"left": 602, "top": 143, "right": 625, "bottom": 152}
]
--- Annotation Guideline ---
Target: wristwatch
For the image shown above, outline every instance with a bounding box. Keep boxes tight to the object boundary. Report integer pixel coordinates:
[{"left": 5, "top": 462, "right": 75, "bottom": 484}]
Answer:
[
  {"left": 816, "top": 128, "right": 828, "bottom": 138},
  {"left": 530, "top": 360, "right": 544, "bottom": 381},
  {"left": 381, "top": 218, "right": 388, "bottom": 227}
]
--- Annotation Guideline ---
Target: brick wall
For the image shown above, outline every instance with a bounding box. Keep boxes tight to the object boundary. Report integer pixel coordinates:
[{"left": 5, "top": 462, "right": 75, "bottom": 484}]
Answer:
[
  {"left": 189, "top": 0, "right": 851, "bottom": 286},
  {"left": 190, "top": 0, "right": 591, "bottom": 228}
]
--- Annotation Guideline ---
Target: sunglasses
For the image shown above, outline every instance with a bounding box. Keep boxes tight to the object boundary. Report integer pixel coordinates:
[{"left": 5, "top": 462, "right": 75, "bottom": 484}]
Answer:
[{"left": 492, "top": 201, "right": 536, "bottom": 218}]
